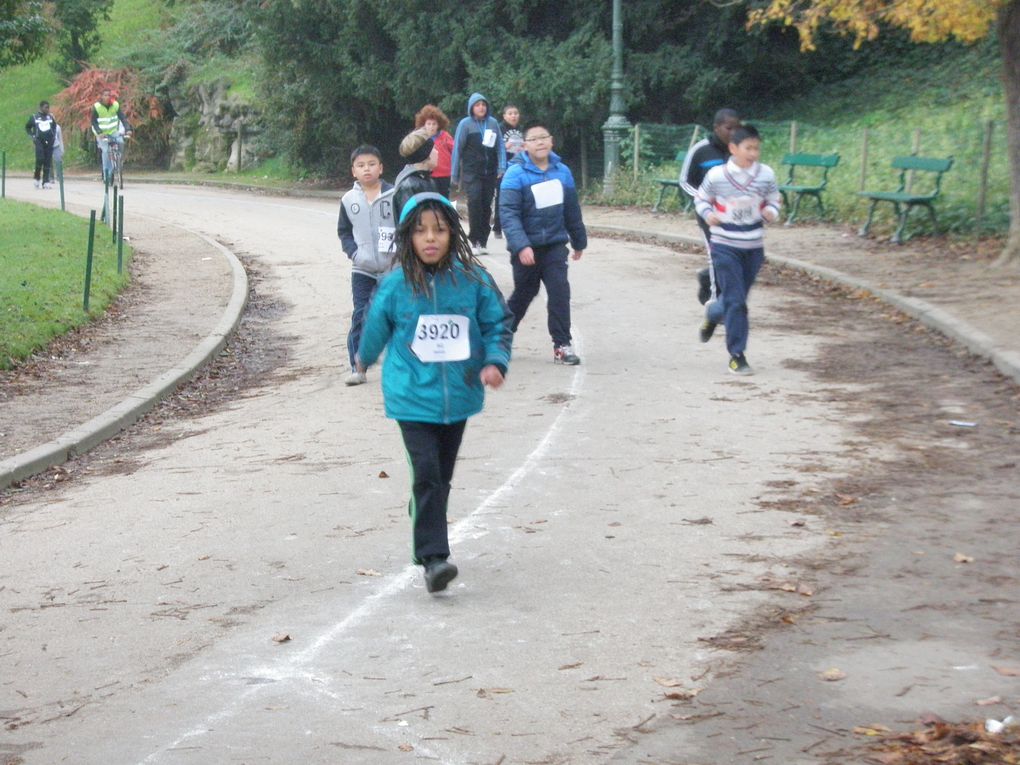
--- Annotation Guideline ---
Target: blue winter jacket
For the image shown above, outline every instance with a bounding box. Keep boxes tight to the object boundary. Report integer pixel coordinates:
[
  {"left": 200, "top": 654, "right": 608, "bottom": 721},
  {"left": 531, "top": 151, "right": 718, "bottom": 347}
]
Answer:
[
  {"left": 498, "top": 150, "right": 588, "bottom": 257},
  {"left": 358, "top": 263, "right": 513, "bottom": 424}
]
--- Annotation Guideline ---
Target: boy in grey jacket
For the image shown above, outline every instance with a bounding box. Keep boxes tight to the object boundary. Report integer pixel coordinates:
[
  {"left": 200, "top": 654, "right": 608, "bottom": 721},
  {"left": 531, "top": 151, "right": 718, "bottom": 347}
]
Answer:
[{"left": 337, "top": 145, "right": 396, "bottom": 385}]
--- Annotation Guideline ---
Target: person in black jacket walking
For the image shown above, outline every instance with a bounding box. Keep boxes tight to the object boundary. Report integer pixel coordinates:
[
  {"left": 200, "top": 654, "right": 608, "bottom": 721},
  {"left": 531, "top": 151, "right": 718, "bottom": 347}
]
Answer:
[{"left": 25, "top": 101, "right": 58, "bottom": 189}]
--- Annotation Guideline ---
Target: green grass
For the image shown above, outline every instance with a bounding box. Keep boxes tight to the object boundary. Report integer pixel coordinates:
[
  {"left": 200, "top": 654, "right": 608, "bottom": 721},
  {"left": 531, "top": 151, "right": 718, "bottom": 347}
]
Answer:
[
  {"left": 0, "top": 59, "right": 64, "bottom": 171},
  {"left": 96, "top": 0, "right": 170, "bottom": 63},
  {"left": 0, "top": 200, "right": 131, "bottom": 369}
]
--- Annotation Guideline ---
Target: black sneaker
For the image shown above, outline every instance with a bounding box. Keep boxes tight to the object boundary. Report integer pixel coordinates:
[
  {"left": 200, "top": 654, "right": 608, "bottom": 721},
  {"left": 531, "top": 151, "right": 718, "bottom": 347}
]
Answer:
[
  {"left": 423, "top": 558, "right": 458, "bottom": 593},
  {"left": 697, "top": 268, "right": 712, "bottom": 305},
  {"left": 699, "top": 320, "right": 717, "bottom": 343},
  {"left": 728, "top": 354, "right": 754, "bottom": 376}
]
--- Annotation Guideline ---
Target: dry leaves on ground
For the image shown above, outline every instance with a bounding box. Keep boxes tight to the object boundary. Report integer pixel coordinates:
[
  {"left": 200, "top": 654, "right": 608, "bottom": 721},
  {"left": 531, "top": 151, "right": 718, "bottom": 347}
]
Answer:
[{"left": 862, "top": 720, "right": 1020, "bottom": 764}]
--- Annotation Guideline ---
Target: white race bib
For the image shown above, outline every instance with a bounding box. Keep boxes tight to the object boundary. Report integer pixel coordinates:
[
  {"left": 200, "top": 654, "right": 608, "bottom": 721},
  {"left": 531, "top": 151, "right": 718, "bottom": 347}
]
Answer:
[
  {"left": 411, "top": 315, "right": 470, "bottom": 362},
  {"left": 37, "top": 121, "right": 51, "bottom": 132},
  {"left": 727, "top": 195, "right": 757, "bottom": 225},
  {"left": 531, "top": 179, "right": 564, "bottom": 209},
  {"left": 482, "top": 129, "right": 497, "bottom": 148},
  {"left": 377, "top": 226, "right": 395, "bottom": 254}
]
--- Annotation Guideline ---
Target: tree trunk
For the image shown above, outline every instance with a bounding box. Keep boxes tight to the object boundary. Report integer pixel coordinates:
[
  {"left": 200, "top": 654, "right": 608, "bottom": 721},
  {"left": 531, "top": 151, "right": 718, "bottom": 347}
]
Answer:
[{"left": 996, "top": 0, "right": 1020, "bottom": 267}]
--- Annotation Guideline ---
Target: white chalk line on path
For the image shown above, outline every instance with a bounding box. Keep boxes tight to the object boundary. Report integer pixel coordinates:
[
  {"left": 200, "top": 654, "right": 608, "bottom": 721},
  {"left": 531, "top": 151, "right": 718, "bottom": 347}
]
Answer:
[{"left": 142, "top": 343, "right": 586, "bottom": 763}]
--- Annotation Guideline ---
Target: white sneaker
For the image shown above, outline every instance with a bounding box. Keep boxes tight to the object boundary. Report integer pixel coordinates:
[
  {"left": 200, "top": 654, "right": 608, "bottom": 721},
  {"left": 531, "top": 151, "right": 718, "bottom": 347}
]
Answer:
[
  {"left": 471, "top": 243, "right": 481, "bottom": 257},
  {"left": 345, "top": 370, "right": 367, "bottom": 386},
  {"left": 42, "top": 182, "right": 54, "bottom": 189},
  {"left": 34, "top": 180, "right": 41, "bottom": 189},
  {"left": 478, "top": 244, "right": 488, "bottom": 255}
]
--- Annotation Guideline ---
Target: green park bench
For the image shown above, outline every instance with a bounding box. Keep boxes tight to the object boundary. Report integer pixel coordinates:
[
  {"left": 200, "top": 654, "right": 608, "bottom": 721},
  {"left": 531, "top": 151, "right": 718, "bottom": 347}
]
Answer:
[
  {"left": 778, "top": 152, "right": 840, "bottom": 224},
  {"left": 858, "top": 155, "right": 954, "bottom": 244},
  {"left": 652, "top": 150, "right": 693, "bottom": 213}
]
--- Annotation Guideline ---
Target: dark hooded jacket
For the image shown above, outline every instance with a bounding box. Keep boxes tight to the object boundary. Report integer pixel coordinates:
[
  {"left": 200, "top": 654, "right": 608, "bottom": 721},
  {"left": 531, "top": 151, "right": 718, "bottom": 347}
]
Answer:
[{"left": 450, "top": 93, "right": 507, "bottom": 184}]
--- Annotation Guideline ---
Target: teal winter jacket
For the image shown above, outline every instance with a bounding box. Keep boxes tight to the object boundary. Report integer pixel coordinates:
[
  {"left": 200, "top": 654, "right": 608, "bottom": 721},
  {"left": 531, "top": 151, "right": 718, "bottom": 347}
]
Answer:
[{"left": 358, "top": 263, "right": 513, "bottom": 424}]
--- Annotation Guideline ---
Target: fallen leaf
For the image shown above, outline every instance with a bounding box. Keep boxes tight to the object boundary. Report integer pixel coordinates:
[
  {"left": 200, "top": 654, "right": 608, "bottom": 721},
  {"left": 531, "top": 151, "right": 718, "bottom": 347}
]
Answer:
[
  {"left": 953, "top": 552, "right": 974, "bottom": 563},
  {"left": 271, "top": 633, "right": 291, "bottom": 643},
  {"left": 780, "top": 613, "right": 798, "bottom": 625},
  {"left": 797, "top": 583, "right": 815, "bottom": 597},
  {"left": 378, "top": 471, "right": 389, "bottom": 479},
  {"left": 819, "top": 668, "right": 846, "bottom": 681},
  {"left": 558, "top": 662, "right": 583, "bottom": 670},
  {"left": 790, "top": 519, "right": 807, "bottom": 527},
  {"left": 992, "top": 665, "right": 1020, "bottom": 677},
  {"left": 653, "top": 677, "right": 684, "bottom": 687},
  {"left": 975, "top": 695, "right": 1002, "bottom": 706},
  {"left": 835, "top": 493, "right": 858, "bottom": 506},
  {"left": 356, "top": 568, "right": 382, "bottom": 577},
  {"left": 662, "top": 688, "right": 701, "bottom": 701},
  {"left": 398, "top": 743, "right": 413, "bottom": 752},
  {"left": 853, "top": 724, "right": 892, "bottom": 736}
]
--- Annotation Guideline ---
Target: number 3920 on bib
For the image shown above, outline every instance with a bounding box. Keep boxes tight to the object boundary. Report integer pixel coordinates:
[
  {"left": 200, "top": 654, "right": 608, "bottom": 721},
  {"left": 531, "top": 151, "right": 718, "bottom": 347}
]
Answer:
[{"left": 411, "top": 315, "right": 471, "bottom": 362}]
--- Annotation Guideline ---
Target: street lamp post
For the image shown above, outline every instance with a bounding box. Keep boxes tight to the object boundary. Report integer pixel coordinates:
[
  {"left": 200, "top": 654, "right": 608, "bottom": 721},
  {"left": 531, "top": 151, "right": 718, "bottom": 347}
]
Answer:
[{"left": 602, "top": 0, "right": 630, "bottom": 196}]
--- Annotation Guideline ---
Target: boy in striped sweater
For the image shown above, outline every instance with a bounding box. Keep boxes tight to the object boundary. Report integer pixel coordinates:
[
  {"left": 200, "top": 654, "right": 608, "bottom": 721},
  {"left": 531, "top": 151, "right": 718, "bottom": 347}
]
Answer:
[{"left": 694, "top": 124, "right": 781, "bottom": 376}]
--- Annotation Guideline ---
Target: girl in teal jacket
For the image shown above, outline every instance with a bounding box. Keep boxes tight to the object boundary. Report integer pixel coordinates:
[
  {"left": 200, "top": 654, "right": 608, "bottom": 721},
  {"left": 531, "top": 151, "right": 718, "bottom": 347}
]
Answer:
[{"left": 357, "top": 193, "right": 513, "bottom": 593}]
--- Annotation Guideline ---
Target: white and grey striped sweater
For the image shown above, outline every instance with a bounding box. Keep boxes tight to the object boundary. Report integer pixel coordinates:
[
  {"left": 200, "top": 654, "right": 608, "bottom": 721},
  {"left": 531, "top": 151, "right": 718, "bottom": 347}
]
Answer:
[{"left": 694, "top": 159, "right": 781, "bottom": 250}]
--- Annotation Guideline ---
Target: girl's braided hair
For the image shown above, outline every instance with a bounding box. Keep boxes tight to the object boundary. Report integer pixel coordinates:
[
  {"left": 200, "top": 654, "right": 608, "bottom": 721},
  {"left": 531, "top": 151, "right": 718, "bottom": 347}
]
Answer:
[{"left": 394, "top": 193, "right": 489, "bottom": 296}]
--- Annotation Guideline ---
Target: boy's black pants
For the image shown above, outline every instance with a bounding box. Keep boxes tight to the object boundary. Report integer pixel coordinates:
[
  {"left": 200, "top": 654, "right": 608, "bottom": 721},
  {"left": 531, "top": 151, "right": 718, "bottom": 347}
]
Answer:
[
  {"left": 34, "top": 141, "right": 54, "bottom": 184},
  {"left": 464, "top": 175, "right": 497, "bottom": 246},
  {"left": 507, "top": 242, "right": 572, "bottom": 347},
  {"left": 398, "top": 419, "right": 467, "bottom": 564}
]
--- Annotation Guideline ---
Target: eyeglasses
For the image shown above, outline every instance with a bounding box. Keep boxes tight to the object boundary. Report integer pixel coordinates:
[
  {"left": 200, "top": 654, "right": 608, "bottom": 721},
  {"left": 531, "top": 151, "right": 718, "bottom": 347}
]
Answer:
[{"left": 525, "top": 134, "right": 552, "bottom": 143}]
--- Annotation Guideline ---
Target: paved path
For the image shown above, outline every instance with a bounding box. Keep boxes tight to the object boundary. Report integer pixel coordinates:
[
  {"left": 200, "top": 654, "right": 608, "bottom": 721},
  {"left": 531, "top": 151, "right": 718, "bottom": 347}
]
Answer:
[{"left": 1, "top": 182, "right": 1017, "bottom": 764}]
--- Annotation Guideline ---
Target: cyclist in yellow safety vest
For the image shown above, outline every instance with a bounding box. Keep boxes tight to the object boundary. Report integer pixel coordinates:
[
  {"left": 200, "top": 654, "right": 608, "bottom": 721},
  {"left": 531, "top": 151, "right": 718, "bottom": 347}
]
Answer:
[{"left": 91, "top": 89, "right": 132, "bottom": 184}]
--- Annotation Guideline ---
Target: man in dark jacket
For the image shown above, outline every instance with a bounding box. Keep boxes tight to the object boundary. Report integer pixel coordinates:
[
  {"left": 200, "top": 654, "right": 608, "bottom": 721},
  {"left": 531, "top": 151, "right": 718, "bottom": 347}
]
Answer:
[
  {"left": 25, "top": 101, "right": 58, "bottom": 188},
  {"left": 450, "top": 92, "right": 506, "bottom": 255},
  {"left": 499, "top": 123, "right": 587, "bottom": 366}
]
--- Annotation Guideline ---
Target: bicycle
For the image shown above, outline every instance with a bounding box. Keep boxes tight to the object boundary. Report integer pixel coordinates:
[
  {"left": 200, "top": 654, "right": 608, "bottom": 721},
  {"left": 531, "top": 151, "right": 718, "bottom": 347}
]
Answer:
[{"left": 99, "top": 134, "right": 128, "bottom": 188}]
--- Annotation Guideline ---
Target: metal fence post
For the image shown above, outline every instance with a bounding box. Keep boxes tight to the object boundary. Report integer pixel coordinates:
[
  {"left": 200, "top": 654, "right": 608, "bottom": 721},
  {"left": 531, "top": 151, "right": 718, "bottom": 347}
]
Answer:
[
  {"left": 976, "top": 120, "right": 995, "bottom": 234},
  {"left": 1, "top": 150, "right": 5, "bottom": 199},
  {"left": 907, "top": 128, "right": 922, "bottom": 193},
  {"left": 860, "top": 128, "right": 869, "bottom": 192},
  {"left": 112, "top": 185, "right": 118, "bottom": 242},
  {"left": 84, "top": 210, "right": 97, "bottom": 312},
  {"left": 58, "top": 160, "right": 65, "bottom": 211},
  {"left": 633, "top": 123, "right": 640, "bottom": 180},
  {"left": 117, "top": 195, "right": 125, "bottom": 274},
  {"left": 790, "top": 121, "right": 798, "bottom": 154}
]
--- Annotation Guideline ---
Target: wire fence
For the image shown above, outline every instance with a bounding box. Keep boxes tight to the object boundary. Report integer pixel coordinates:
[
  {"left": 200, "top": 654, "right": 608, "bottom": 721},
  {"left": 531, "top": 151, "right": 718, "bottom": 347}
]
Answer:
[{"left": 606, "top": 118, "right": 1010, "bottom": 235}]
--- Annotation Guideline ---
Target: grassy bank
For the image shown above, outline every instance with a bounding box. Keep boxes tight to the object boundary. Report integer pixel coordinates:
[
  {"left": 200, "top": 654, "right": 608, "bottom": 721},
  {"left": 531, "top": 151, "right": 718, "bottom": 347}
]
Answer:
[
  {"left": 593, "top": 41, "right": 1008, "bottom": 237},
  {"left": 0, "top": 200, "right": 130, "bottom": 368}
]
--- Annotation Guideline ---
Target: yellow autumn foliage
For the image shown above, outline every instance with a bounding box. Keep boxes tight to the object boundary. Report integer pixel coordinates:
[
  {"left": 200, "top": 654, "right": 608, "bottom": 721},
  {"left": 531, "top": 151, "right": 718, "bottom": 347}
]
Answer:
[{"left": 747, "top": 0, "right": 1002, "bottom": 51}]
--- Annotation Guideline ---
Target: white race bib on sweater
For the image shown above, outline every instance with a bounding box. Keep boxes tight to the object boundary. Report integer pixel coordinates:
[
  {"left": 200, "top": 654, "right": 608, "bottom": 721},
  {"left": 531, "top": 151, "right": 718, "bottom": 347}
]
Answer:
[{"left": 482, "top": 129, "right": 497, "bottom": 148}]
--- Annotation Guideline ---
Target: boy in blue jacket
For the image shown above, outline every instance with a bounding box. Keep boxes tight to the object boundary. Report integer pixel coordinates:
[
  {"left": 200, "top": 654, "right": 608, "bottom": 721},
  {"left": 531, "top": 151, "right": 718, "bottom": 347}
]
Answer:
[{"left": 499, "top": 123, "right": 588, "bottom": 365}]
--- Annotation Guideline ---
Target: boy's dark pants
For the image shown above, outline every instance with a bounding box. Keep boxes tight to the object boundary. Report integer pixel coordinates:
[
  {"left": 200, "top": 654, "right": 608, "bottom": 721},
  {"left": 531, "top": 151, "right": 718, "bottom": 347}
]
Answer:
[
  {"left": 464, "top": 175, "right": 497, "bottom": 246},
  {"left": 507, "top": 242, "right": 572, "bottom": 347},
  {"left": 398, "top": 420, "right": 467, "bottom": 564},
  {"left": 710, "top": 243, "right": 764, "bottom": 358},
  {"left": 33, "top": 141, "right": 54, "bottom": 184},
  {"left": 347, "top": 272, "right": 378, "bottom": 369}
]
